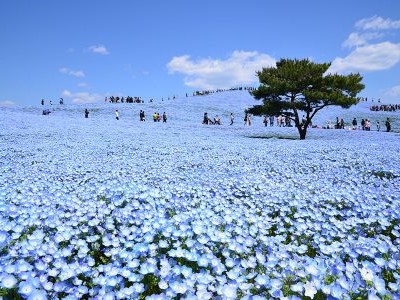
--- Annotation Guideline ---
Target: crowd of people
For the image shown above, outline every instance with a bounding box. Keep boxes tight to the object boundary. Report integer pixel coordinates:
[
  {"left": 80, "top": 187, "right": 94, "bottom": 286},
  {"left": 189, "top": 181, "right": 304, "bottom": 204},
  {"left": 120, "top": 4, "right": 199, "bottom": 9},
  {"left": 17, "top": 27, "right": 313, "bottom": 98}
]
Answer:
[
  {"left": 370, "top": 104, "right": 399, "bottom": 112},
  {"left": 41, "top": 87, "right": 257, "bottom": 108},
  {"left": 105, "top": 96, "right": 144, "bottom": 103},
  {"left": 193, "top": 87, "right": 256, "bottom": 97}
]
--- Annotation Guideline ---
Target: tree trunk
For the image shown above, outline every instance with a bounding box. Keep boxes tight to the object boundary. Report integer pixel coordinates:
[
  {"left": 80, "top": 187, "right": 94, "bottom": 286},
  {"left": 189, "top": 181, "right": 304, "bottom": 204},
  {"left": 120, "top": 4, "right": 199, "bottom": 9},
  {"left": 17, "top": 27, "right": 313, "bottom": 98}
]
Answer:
[{"left": 297, "top": 126, "right": 307, "bottom": 140}]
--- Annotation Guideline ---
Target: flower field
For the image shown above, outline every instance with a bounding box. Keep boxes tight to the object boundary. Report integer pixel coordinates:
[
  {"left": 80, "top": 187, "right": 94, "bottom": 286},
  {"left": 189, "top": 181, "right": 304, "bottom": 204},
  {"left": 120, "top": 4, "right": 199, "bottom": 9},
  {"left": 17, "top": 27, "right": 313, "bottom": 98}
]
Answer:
[{"left": 1, "top": 91, "right": 400, "bottom": 299}]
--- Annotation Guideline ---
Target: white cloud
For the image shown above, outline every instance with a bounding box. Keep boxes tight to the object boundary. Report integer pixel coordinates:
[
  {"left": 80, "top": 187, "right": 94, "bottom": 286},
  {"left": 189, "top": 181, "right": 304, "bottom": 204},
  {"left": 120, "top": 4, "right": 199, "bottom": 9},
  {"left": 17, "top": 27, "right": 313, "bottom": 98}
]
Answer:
[
  {"left": 0, "top": 100, "right": 15, "bottom": 107},
  {"left": 386, "top": 85, "right": 400, "bottom": 97},
  {"left": 356, "top": 16, "right": 400, "bottom": 31},
  {"left": 59, "top": 67, "right": 85, "bottom": 78},
  {"left": 167, "top": 50, "right": 275, "bottom": 90},
  {"left": 61, "top": 90, "right": 103, "bottom": 104},
  {"left": 329, "top": 42, "right": 400, "bottom": 73},
  {"left": 342, "top": 32, "right": 383, "bottom": 48},
  {"left": 88, "top": 45, "right": 110, "bottom": 55},
  {"left": 77, "top": 82, "right": 88, "bottom": 88}
]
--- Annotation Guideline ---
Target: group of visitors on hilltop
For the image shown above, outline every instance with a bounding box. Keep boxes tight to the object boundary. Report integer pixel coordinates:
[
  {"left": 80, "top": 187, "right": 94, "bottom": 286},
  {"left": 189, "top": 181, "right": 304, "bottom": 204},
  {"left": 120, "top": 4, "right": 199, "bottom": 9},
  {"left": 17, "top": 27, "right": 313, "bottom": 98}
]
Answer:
[
  {"left": 370, "top": 104, "right": 399, "bottom": 112},
  {"left": 41, "top": 86, "right": 256, "bottom": 108},
  {"left": 105, "top": 96, "right": 143, "bottom": 103},
  {"left": 194, "top": 86, "right": 255, "bottom": 97}
]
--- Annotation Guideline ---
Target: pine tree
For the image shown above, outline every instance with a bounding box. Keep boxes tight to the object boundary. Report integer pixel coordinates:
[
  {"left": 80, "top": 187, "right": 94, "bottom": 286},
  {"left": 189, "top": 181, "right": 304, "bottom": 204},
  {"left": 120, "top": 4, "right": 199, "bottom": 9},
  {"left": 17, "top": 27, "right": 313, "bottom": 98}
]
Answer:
[{"left": 248, "top": 58, "right": 365, "bottom": 139}]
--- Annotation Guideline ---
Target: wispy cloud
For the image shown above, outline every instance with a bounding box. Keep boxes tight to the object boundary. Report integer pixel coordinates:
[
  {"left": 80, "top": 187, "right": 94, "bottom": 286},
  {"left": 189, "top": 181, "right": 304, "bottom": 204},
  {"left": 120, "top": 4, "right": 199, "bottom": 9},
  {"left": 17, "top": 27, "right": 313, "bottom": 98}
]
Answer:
[
  {"left": 330, "top": 16, "right": 400, "bottom": 74},
  {"left": 342, "top": 32, "right": 384, "bottom": 48},
  {"left": 62, "top": 90, "right": 103, "bottom": 104},
  {"left": 355, "top": 16, "right": 400, "bottom": 31},
  {"left": 386, "top": 84, "right": 400, "bottom": 97},
  {"left": 59, "top": 67, "right": 85, "bottom": 78},
  {"left": 77, "top": 82, "right": 88, "bottom": 88},
  {"left": 87, "top": 45, "right": 110, "bottom": 55},
  {"left": 0, "top": 100, "right": 15, "bottom": 107},
  {"left": 167, "top": 50, "right": 275, "bottom": 90}
]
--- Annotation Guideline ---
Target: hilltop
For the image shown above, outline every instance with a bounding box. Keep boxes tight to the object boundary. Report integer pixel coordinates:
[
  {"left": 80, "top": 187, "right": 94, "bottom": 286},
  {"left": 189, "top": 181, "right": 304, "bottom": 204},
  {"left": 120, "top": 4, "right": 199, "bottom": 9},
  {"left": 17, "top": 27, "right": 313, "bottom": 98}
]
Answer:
[{"left": 2, "top": 90, "right": 399, "bottom": 136}]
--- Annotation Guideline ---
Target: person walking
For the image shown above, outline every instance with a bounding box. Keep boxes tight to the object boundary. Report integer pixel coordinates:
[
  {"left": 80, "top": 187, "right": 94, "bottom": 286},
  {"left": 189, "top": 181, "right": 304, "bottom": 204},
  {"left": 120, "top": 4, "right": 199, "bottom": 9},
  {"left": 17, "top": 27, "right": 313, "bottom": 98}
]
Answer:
[
  {"left": 376, "top": 121, "right": 380, "bottom": 131},
  {"left": 263, "top": 115, "right": 268, "bottom": 127},
  {"left": 140, "top": 110, "right": 145, "bottom": 121},
  {"left": 115, "top": 109, "right": 120, "bottom": 120},
  {"left": 269, "top": 115, "right": 274, "bottom": 127},
  {"left": 230, "top": 113, "right": 234, "bottom": 125},
  {"left": 162, "top": 112, "right": 167, "bottom": 123},
  {"left": 85, "top": 109, "right": 89, "bottom": 118}
]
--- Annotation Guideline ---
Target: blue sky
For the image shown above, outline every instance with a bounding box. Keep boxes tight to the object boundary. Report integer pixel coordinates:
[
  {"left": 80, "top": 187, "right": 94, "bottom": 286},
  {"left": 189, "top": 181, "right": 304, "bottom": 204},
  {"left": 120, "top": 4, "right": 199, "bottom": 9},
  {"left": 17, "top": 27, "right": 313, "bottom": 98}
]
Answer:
[{"left": 1, "top": 0, "right": 400, "bottom": 106}]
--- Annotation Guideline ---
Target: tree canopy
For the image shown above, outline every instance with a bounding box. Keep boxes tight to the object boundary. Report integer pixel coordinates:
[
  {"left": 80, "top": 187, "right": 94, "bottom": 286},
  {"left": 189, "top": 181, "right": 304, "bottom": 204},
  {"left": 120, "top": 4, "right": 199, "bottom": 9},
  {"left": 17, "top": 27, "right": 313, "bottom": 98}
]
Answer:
[{"left": 247, "top": 58, "right": 365, "bottom": 139}]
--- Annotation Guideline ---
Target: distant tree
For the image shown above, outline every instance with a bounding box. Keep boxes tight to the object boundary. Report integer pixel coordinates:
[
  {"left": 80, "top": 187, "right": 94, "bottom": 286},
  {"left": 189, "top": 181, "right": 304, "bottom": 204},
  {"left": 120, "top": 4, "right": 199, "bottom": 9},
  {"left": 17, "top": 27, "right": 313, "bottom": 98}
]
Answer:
[{"left": 247, "top": 58, "right": 365, "bottom": 139}]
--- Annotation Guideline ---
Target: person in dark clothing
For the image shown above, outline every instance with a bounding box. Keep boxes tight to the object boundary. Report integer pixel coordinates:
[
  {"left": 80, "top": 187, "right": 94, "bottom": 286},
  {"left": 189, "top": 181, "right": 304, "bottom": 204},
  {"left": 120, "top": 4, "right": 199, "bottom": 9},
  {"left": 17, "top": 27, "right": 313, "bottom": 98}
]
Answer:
[
  {"left": 352, "top": 118, "right": 357, "bottom": 130},
  {"left": 140, "top": 110, "right": 145, "bottom": 121},
  {"left": 85, "top": 109, "right": 89, "bottom": 118},
  {"left": 203, "top": 112, "right": 209, "bottom": 124},
  {"left": 385, "top": 118, "right": 391, "bottom": 132}
]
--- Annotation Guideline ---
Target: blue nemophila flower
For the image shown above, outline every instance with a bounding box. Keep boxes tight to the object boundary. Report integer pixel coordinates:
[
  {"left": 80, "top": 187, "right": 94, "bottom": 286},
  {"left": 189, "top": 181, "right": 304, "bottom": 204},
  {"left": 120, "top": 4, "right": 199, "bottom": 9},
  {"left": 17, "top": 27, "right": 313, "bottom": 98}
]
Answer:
[
  {"left": 360, "top": 266, "right": 374, "bottom": 281},
  {"left": 159, "top": 280, "right": 168, "bottom": 290},
  {"left": 27, "top": 289, "right": 47, "bottom": 300},
  {"left": 102, "top": 292, "right": 116, "bottom": 300},
  {"left": 19, "top": 280, "right": 36, "bottom": 297},
  {"left": 254, "top": 274, "right": 269, "bottom": 286},
  {"left": 0, "top": 230, "right": 9, "bottom": 249},
  {"left": 373, "top": 277, "right": 387, "bottom": 294},
  {"left": 368, "top": 292, "right": 381, "bottom": 300},
  {"left": 198, "top": 255, "right": 209, "bottom": 267},
  {"left": 291, "top": 282, "right": 304, "bottom": 293},
  {"left": 1, "top": 274, "right": 17, "bottom": 288},
  {"left": 4, "top": 264, "right": 16, "bottom": 274},
  {"left": 219, "top": 284, "right": 237, "bottom": 299},
  {"left": 43, "top": 280, "right": 54, "bottom": 291},
  {"left": 170, "top": 281, "right": 188, "bottom": 294},
  {"left": 303, "top": 281, "right": 318, "bottom": 298}
]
